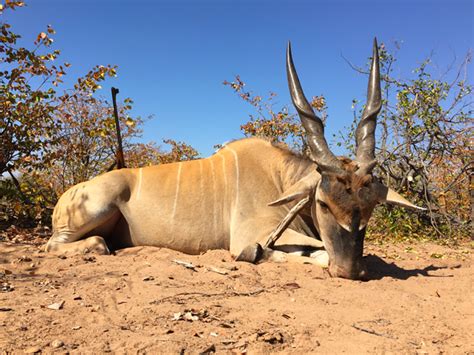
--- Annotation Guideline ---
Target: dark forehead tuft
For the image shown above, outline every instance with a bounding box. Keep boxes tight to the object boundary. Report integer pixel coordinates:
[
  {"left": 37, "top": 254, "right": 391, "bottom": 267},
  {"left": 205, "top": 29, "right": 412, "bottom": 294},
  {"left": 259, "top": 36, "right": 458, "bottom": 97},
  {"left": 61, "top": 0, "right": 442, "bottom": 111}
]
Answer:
[
  {"left": 338, "top": 157, "right": 359, "bottom": 173},
  {"left": 319, "top": 172, "right": 371, "bottom": 199}
]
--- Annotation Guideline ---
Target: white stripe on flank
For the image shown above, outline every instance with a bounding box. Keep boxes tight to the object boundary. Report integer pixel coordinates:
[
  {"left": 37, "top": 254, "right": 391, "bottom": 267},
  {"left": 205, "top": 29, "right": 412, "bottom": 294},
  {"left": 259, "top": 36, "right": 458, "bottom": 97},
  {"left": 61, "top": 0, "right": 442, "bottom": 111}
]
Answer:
[
  {"left": 209, "top": 159, "right": 217, "bottom": 237},
  {"left": 199, "top": 160, "right": 204, "bottom": 202},
  {"left": 226, "top": 147, "right": 239, "bottom": 208},
  {"left": 136, "top": 168, "right": 143, "bottom": 200},
  {"left": 171, "top": 163, "right": 182, "bottom": 220},
  {"left": 220, "top": 153, "right": 227, "bottom": 191},
  {"left": 218, "top": 153, "right": 227, "bottom": 229}
]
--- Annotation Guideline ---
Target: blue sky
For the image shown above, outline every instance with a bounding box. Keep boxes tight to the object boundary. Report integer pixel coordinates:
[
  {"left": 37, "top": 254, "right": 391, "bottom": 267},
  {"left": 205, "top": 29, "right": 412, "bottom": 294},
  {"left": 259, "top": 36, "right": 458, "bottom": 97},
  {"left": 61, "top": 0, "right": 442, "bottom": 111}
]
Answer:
[{"left": 4, "top": 0, "right": 473, "bottom": 156}]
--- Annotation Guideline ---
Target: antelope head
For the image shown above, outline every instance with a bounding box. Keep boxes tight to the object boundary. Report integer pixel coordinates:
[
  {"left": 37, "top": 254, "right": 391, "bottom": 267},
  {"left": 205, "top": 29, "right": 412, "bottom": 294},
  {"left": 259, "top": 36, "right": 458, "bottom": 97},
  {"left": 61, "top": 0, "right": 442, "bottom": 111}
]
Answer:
[{"left": 272, "top": 39, "right": 423, "bottom": 280}]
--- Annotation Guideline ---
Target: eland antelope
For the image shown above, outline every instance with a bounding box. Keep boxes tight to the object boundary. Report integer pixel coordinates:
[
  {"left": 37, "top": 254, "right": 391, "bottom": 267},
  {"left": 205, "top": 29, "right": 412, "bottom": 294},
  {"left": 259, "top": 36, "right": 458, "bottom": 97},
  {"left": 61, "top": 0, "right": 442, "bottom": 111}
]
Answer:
[{"left": 46, "top": 39, "right": 422, "bottom": 279}]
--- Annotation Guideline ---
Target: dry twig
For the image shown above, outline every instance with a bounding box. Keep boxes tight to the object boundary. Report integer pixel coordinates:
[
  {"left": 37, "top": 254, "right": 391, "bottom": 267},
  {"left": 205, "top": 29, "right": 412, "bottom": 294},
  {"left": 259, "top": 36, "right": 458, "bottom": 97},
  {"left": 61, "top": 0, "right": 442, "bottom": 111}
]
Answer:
[{"left": 151, "top": 288, "right": 267, "bottom": 305}]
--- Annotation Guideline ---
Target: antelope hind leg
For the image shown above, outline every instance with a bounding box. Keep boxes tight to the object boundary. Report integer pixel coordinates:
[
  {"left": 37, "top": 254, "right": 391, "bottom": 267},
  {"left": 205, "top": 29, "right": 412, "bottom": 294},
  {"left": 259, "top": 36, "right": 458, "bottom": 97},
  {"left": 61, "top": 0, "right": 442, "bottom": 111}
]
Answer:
[
  {"left": 45, "top": 174, "right": 126, "bottom": 255},
  {"left": 46, "top": 235, "right": 110, "bottom": 255}
]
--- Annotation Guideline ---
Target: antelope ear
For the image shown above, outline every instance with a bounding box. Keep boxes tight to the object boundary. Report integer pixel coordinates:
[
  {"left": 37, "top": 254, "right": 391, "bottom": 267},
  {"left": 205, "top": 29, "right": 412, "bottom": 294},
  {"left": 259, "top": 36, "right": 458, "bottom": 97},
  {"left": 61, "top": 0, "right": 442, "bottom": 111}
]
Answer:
[
  {"left": 268, "top": 170, "right": 319, "bottom": 206},
  {"left": 375, "top": 182, "right": 426, "bottom": 210}
]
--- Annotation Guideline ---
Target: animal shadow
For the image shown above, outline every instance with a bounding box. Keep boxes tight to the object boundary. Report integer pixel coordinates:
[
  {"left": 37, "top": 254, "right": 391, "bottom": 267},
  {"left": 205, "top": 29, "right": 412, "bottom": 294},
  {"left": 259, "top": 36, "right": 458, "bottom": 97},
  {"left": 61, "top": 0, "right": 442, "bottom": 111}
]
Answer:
[{"left": 364, "top": 254, "right": 451, "bottom": 281}]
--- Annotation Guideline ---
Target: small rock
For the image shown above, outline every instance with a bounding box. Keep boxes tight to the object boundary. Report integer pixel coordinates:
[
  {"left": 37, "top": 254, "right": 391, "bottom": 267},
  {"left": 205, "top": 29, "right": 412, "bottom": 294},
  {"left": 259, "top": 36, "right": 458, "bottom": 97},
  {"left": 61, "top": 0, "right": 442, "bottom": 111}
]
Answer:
[
  {"left": 142, "top": 276, "right": 154, "bottom": 281},
  {"left": 0, "top": 283, "right": 14, "bottom": 292},
  {"left": 24, "top": 346, "right": 41, "bottom": 353},
  {"left": 283, "top": 282, "right": 300, "bottom": 290},
  {"left": 47, "top": 301, "right": 64, "bottom": 310},
  {"left": 173, "top": 312, "right": 182, "bottom": 321},
  {"left": 83, "top": 256, "right": 96, "bottom": 262},
  {"left": 51, "top": 339, "right": 64, "bottom": 348},
  {"left": 72, "top": 325, "right": 81, "bottom": 330},
  {"left": 219, "top": 322, "right": 233, "bottom": 329},
  {"left": 258, "top": 331, "right": 284, "bottom": 344},
  {"left": 184, "top": 312, "right": 199, "bottom": 322},
  {"left": 200, "top": 344, "right": 216, "bottom": 354}
]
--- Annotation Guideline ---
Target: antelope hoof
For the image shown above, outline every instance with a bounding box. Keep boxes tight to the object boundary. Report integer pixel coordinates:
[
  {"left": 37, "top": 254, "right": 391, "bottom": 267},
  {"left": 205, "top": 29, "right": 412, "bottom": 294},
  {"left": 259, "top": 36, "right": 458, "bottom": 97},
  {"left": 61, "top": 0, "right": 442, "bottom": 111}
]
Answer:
[
  {"left": 84, "top": 236, "right": 111, "bottom": 255},
  {"left": 235, "top": 243, "right": 264, "bottom": 263}
]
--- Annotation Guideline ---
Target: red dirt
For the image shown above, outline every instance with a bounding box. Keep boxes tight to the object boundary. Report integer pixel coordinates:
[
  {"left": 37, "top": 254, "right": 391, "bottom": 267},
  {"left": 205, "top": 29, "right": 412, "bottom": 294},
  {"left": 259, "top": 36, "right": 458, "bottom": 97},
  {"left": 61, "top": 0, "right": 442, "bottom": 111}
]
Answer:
[{"left": 0, "top": 230, "right": 472, "bottom": 354}]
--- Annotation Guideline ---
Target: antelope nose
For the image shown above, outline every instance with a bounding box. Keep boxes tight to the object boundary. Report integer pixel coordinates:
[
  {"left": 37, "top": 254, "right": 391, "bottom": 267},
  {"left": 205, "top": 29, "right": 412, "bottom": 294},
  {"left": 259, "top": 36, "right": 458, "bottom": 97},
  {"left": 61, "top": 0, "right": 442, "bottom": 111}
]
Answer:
[
  {"left": 329, "top": 263, "right": 368, "bottom": 280},
  {"left": 328, "top": 264, "right": 352, "bottom": 279},
  {"left": 357, "top": 265, "right": 368, "bottom": 281},
  {"left": 357, "top": 259, "right": 369, "bottom": 280}
]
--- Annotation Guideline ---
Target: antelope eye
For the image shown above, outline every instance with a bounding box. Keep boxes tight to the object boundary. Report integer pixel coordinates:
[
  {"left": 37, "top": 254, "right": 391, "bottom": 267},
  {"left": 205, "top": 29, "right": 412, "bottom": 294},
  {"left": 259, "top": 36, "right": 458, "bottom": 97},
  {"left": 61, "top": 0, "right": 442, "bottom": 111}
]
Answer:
[{"left": 318, "top": 200, "right": 329, "bottom": 212}]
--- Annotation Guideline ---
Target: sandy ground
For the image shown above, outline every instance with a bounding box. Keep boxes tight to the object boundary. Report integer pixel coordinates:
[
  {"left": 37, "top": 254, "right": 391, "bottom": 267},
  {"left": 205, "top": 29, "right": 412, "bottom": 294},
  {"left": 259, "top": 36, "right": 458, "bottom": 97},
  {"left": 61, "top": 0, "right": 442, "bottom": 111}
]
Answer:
[{"left": 0, "top": 229, "right": 472, "bottom": 354}]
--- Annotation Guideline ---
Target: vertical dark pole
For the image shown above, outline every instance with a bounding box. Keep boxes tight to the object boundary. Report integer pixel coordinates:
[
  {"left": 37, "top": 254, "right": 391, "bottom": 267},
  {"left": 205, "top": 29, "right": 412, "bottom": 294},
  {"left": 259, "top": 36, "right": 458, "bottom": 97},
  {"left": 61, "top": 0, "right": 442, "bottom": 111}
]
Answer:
[{"left": 111, "top": 87, "right": 126, "bottom": 169}]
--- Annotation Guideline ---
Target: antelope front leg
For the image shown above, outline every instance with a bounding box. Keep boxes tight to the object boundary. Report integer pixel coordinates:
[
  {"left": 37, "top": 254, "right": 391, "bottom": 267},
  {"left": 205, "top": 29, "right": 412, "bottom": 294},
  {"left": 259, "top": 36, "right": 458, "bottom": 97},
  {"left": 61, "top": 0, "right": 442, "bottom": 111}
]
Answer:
[
  {"left": 235, "top": 227, "right": 328, "bottom": 267},
  {"left": 236, "top": 243, "right": 328, "bottom": 268},
  {"left": 262, "top": 248, "right": 329, "bottom": 268},
  {"left": 271, "top": 229, "right": 329, "bottom": 267}
]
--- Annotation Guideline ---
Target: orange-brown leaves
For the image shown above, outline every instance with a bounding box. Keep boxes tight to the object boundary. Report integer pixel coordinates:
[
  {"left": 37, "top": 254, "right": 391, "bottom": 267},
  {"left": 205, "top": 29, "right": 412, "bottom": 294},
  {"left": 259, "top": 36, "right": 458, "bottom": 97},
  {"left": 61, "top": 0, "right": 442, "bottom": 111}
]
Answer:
[
  {"left": 126, "top": 140, "right": 199, "bottom": 168},
  {"left": 224, "top": 75, "right": 319, "bottom": 153}
]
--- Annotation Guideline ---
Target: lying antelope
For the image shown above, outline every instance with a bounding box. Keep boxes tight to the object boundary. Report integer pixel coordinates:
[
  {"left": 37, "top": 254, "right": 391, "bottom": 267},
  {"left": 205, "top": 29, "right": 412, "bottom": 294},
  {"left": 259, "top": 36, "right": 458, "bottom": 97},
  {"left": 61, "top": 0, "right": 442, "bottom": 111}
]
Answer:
[{"left": 46, "top": 39, "right": 422, "bottom": 279}]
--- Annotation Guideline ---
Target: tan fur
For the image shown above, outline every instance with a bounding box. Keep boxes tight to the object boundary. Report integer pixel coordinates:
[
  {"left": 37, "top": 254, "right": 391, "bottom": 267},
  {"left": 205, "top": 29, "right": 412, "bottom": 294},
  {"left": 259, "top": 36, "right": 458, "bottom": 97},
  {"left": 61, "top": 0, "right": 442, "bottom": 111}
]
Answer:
[{"left": 46, "top": 138, "right": 323, "bottom": 260}]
